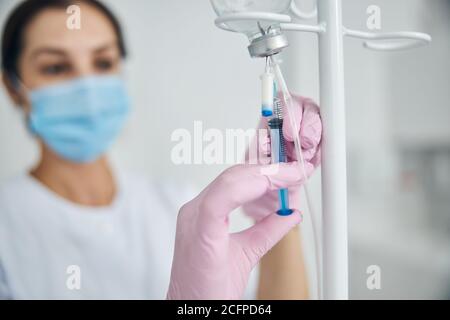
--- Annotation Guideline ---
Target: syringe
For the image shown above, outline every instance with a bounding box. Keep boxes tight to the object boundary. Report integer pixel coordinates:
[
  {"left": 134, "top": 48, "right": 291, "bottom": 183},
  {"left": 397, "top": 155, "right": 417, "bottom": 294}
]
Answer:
[
  {"left": 268, "top": 113, "right": 293, "bottom": 216},
  {"left": 261, "top": 59, "right": 293, "bottom": 216}
]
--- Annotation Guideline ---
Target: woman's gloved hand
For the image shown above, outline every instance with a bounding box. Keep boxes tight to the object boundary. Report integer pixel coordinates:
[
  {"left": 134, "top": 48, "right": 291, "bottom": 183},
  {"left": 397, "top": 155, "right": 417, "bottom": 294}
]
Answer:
[
  {"left": 243, "top": 95, "right": 322, "bottom": 222},
  {"left": 167, "top": 162, "right": 308, "bottom": 300}
]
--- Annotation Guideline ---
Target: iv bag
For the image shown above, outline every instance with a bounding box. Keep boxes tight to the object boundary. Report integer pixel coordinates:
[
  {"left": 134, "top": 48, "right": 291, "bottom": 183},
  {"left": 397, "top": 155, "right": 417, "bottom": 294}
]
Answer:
[{"left": 210, "top": 0, "right": 292, "bottom": 40}]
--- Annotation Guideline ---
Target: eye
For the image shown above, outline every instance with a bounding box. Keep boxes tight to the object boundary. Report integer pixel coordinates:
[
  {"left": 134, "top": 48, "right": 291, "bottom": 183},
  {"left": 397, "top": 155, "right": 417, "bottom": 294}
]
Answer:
[
  {"left": 41, "top": 63, "right": 71, "bottom": 75},
  {"left": 94, "top": 58, "right": 115, "bottom": 72}
]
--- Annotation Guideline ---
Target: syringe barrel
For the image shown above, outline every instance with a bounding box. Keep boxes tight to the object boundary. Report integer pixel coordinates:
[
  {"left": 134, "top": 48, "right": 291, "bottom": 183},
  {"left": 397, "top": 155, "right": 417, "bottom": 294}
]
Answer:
[
  {"left": 268, "top": 118, "right": 292, "bottom": 216},
  {"left": 268, "top": 118, "right": 286, "bottom": 163}
]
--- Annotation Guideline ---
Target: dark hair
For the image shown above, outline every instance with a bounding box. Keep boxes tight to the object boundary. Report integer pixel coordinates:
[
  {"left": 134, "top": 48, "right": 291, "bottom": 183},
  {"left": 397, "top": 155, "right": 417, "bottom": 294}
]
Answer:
[{"left": 1, "top": 0, "right": 127, "bottom": 80}]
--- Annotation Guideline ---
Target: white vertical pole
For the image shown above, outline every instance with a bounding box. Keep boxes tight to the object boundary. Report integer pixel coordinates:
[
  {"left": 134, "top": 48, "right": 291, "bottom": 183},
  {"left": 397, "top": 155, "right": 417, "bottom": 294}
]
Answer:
[{"left": 317, "top": 0, "right": 349, "bottom": 299}]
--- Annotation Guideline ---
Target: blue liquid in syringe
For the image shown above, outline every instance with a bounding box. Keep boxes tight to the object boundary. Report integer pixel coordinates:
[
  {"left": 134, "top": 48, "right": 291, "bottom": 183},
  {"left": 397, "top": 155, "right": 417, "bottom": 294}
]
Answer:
[{"left": 268, "top": 118, "right": 294, "bottom": 216}]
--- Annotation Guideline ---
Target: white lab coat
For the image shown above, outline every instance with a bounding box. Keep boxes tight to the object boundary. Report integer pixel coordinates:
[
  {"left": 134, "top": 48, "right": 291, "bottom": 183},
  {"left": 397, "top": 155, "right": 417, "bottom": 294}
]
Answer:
[{"left": 0, "top": 170, "right": 258, "bottom": 300}]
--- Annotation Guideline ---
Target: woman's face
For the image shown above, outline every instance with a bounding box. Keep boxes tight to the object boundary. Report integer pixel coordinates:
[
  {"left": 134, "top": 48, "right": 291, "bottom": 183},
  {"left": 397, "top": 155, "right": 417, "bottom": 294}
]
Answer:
[{"left": 15, "top": 2, "right": 122, "bottom": 109}]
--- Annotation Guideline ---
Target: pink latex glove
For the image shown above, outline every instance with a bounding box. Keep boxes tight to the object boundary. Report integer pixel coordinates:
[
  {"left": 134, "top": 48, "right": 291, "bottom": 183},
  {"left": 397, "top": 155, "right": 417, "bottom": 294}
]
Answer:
[
  {"left": 167, "top": 162, "right": 308, "bottom": 300},
  {"left": 243, "top": 95, "right": 322, "bottom": 222}
]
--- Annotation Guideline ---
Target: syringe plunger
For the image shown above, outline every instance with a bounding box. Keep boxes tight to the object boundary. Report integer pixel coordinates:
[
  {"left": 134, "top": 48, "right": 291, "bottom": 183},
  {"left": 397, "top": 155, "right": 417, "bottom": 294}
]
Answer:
[{"left": 261, "top": 72, "right": 274, "bottom": 117}]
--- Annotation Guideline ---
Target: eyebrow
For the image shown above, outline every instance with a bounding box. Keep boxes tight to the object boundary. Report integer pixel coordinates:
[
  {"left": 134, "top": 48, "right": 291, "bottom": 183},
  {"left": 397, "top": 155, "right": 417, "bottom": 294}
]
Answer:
[
  {"left": 30, "top": 47, "right": 67, "bottom": 60},
  {"left": 93, "top": 43, "right": 118, "bottom": 54},
  {"left": 30, "top": 42, "right": 118, "bottom": 60}
]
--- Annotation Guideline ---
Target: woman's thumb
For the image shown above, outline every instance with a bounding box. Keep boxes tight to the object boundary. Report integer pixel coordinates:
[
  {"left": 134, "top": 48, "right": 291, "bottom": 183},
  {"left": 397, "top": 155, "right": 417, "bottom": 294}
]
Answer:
[{"left": 237, "top": 210, "right": 302, "bottom": 267}]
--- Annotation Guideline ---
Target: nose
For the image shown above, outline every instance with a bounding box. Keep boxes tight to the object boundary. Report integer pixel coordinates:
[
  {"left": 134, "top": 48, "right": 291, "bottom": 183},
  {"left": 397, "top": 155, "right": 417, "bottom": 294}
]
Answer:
[{"left": 71, "top": 51, "right": 98, "bottom": 78}]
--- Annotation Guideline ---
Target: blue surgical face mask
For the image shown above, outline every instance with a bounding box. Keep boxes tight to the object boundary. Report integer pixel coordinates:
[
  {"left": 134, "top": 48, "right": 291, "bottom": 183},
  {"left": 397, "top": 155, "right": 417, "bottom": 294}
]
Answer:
[{"left": 26, "top": 75, "right": 130, "bottom": 163}]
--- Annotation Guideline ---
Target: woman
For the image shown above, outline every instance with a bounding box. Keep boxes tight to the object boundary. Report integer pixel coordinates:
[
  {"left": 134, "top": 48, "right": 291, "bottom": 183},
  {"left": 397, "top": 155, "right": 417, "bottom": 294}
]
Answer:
[{"left": 0, "top": 0, "right": 321, "bottom": 299}]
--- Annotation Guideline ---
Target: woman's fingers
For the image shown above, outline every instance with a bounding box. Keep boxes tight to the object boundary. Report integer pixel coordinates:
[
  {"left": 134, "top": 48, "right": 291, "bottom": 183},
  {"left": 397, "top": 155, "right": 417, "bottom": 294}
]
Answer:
[
  {"left": 309, "top": 147, "right": 322, "bottom": 168},
  {"left": 280, "top": 95, "right": 322, "bottom": 164},
  {"left": 199, "top": 162, "right": 309, "bottom": 224},
  {"left": 245, "top": 118, "right": 271, "bottom": 165},
  {"left": 299, "top": 99, "right": 322, "bottom": 151},
  {"left": 248, "top": 96, "right": 322, "bottom": 166},
  {"left": 282, "top": 95, "right": 303, "bottom": 143},
  {"left": 233, "top": 210, "right": 302, "bottom": 267},
  {"left": 283, "top": 96, "right": 321, "bottom": 147}
]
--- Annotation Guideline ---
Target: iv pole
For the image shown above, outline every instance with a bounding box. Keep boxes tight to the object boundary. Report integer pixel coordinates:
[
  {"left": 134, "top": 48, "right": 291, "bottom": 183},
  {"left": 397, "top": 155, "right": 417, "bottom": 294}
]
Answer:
[
  {"left": 317, "top": 0, "right": 348, "bottom": 300},
  {"left": 214, "top": 0, "right": 431, "bottom": 300}
]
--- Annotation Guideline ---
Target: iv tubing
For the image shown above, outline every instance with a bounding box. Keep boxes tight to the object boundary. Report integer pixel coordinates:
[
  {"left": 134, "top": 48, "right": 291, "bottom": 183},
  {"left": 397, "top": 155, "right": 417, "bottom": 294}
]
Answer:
[{"left": 270, "top": 56, "right": 323, "bottom": 300}]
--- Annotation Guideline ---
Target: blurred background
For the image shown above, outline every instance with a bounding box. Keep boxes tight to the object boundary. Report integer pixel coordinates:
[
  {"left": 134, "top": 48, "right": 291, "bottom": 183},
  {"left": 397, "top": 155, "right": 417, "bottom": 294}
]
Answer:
[{"left": 0, "top": 0, "right": 449, "bottom": 299}]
